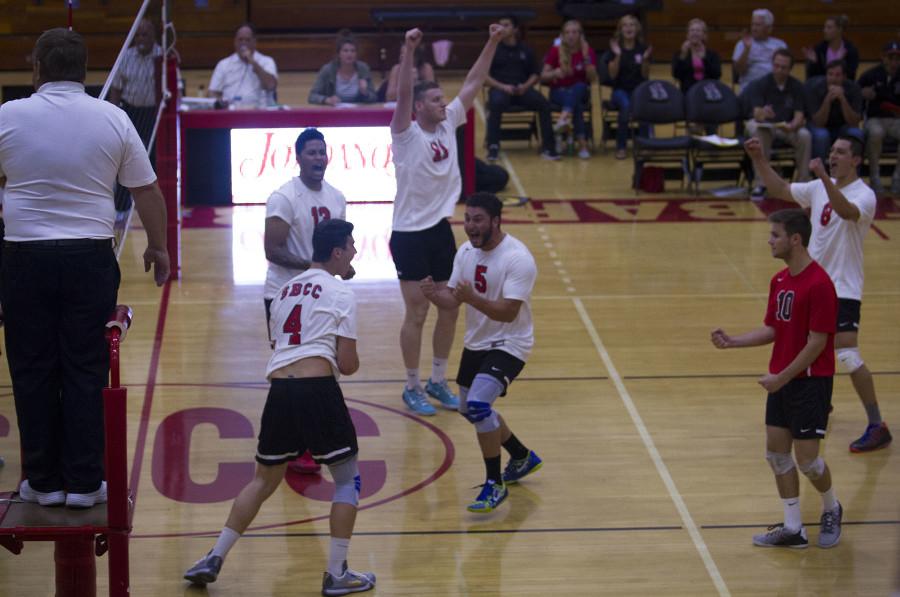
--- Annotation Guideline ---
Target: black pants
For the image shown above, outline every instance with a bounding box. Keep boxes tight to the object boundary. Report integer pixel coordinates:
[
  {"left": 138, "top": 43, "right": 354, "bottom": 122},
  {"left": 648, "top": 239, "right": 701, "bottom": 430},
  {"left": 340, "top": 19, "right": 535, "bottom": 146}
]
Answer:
[
  {"left": 486, "top": 87, "right": 554, "bottom": 152},
  {"left": 114, "top": 102, "right": 158, "bottom": 212},
  {"left": 1, "top": 240, "right": 120, "bottom": 493}
]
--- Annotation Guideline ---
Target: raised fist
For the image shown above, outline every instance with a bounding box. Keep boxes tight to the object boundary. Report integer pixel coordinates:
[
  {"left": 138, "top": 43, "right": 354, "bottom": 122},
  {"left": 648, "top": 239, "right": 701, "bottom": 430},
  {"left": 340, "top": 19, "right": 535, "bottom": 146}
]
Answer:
[{"left": 405, "top": 28, "right": 423, "bottom": 48}]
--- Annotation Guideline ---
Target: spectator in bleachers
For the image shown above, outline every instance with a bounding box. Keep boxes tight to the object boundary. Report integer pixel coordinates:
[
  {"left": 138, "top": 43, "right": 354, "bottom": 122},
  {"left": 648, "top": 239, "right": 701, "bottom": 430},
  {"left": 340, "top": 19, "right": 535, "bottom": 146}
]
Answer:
[
  {"left": 671, "top": 18, "right": 721, "bottom": 94},
  {"left": 808, "top": 60, "right": 863, "bottom": 161},
  {"left": 732, "top": 9, "right": 786, "bottom": 91},
  {"left": 602, "top": 14, "right": 651, "bottom": 160},
  {"left": 382, "top": 44, "right": 435, "bottom": 102},
  {"left": 485, "top": 15, "right": 558, "bottom": 161},
  {"left": 542, "top": 19, "right": 597, "bottom": 160},
  {"left": 309, "top": 31, "right": 378, "bottom": 106},
  {"left": 208, "top": 23, "right": 278, "bottom": 107},
  {"left": 742, "top": 49, "right": 811, "bottom": 199},
  {"left": 803, "top": 15, "right": 859, "bottom": 80},
  {"left": 858, "top": 40, "right": 900, "bottom": 195}
]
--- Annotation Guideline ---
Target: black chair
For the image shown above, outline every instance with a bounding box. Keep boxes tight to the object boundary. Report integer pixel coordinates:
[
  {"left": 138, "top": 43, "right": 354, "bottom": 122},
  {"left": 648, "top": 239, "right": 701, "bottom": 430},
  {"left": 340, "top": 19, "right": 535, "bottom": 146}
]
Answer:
[
  {"left": 685, "top": 80, "right": 748, "bottom": 193},
  {"left": 482, "top": 88, "right": 539, "bottom": 148},
  {"left": 630, "top": 80, "right": 692, "bottom": 192}
]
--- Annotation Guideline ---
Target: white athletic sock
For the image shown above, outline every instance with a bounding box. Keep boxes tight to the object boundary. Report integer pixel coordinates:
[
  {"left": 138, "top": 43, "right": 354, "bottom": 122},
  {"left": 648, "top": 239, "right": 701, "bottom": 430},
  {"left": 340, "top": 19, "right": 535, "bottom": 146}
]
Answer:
[
  {"left": 430, "top": 358, "right": 448, "bottom": 384},
  {"left": 405, "top": 369, "right": 420, "bottom": 391},
  {"left": 328, "top": 537, "right": 351, "bottom": 577},
  {"left": 821, "top": 488, "right": 838, "bottom": 513},
  {"left": 782, "top": 498, "right": 802, "bottom": 532},
  {"left": 211, "top": 527, "right": 241, "bottom": 559}
]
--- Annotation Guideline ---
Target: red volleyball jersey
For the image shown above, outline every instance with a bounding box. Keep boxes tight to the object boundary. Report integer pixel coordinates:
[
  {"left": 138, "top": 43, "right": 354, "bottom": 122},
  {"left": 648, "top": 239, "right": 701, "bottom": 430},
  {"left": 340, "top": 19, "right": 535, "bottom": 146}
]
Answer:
[{"left": 764, "top": 260, "right": 837, "bottom": 378}]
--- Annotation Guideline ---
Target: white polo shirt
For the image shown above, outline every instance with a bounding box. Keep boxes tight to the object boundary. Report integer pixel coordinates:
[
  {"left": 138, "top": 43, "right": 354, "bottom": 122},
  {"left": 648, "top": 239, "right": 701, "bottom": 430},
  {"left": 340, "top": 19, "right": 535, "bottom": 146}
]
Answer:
[
  {"left": 209, "top": 51, "right": 278, "bottom": 105},
  {"left": 266, "top": 268, "right": 357, "bottom": 379},
  {"left": 449, "top": 234, "right": 538, "bottom": 362},
  {"left": 391, "top": 96, "right": 466, "bottom": 232},
  {"left": 0, "top": 81, "right": 156, "bottom": 241},
  {"left": 790, "top": 178, "right": 877, "bottom": 301},
  {"left": 264, "top": 178, "right": 347, "bottom": 299}
]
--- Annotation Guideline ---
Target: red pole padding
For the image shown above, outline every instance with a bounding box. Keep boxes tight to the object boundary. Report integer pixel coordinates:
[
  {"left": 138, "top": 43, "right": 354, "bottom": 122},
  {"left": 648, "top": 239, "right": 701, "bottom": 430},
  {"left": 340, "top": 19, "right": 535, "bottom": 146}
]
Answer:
[{"left": 55, "top": 536, "right": 96, "bottom": 597}]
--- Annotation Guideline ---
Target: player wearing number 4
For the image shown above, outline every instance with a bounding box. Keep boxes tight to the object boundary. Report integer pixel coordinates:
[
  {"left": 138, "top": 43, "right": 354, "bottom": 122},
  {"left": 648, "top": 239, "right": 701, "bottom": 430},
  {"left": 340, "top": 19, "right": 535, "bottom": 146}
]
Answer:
[
  {"left": 186, "top": 219, "right": 376, "bottom": 596},
  {"left": 264, "top": 128, "right": 352, "bottom": 475},
  {"left": 389, "top": 25, "right": 505, "bottom": 416},
  {"left": 745, "top": 135, "right": 892, "bottom": 452},
  {"left": 421, "top": 193, "right": 542, "bottom": 513},
  {"left": 712, "top": 208, "right": 842, "bottom": 549}
]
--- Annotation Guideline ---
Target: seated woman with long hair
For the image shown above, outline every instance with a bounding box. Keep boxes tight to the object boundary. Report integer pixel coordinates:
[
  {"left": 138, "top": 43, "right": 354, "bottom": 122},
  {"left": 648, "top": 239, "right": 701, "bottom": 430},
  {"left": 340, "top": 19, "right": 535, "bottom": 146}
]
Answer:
[
  {"left": 604, "top": 14, "right": 651, "bottom": 160},
  {"left": 541, "top": 19, "right": 597, "bottom": 160},
  {"left": 309, "top": 31, "right": 378, "bottom": 105}
]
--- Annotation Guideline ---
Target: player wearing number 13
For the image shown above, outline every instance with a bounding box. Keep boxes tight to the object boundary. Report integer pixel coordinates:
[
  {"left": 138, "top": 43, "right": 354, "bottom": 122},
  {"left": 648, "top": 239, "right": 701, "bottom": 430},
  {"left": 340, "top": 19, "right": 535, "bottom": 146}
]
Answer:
[
  {"left": 421, "top": 193, "right": 542, "bottom": 513},
  {"left": 711, "top": 209, "right": 842, "bottom": 549},
  {"left": 185, "top": 219, "right": 376, "bottom": 595}
]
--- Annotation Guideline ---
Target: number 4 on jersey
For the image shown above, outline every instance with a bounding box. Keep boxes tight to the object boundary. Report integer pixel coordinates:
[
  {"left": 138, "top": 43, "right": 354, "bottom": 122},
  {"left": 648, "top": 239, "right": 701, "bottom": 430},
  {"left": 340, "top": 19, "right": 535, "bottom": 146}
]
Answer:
[{"left": 283, "top": 305, "right": 302, "bottom": 345}]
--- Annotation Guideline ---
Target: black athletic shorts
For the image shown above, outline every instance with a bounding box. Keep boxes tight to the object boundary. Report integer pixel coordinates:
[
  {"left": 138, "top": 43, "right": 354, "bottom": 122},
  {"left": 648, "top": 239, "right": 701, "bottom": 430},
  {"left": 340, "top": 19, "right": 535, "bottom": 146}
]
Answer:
[
  {"left": 837, "top": 298, "right": 861, "bottom": 334},
  {"left": 389, "top": 218, "right": 457, "bottom": 281},
  {"left": 256, "top": 376, "right": 358, "bottom": 466},
  {"left": 765, "top": 377, "right": 833, "bottom": 440},
  {"left": 456, "top": 348, "right": 526, "bottom": 397}
]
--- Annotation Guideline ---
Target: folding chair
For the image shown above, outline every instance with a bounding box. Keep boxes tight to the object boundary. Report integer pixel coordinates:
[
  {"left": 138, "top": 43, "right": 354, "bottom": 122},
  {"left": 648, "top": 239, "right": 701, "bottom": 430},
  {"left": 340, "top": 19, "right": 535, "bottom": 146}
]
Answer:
[
  {"left": 630, "top": 80, "right": 692, "bottom": 192},
  {"left": 686, "top": 80, "right": 748, "bottom": 193}
]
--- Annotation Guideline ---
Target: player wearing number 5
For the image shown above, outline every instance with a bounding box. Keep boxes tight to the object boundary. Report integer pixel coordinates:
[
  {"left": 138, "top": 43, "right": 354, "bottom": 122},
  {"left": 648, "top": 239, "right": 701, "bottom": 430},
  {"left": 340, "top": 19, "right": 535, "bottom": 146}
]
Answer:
[
  {"left": 421, "top": 193, "right": 542, "bottom": 513},
  {"left": 744, "top": 135, "right": 891, "bottom": 452},
  {"left": 389, "top": 25, "right": 505, "bottom": 416},
  {"left": 711, "top": 209, "right": 842, "bottom": 549},
  {"left": 186, "top": 219, "right": 376, "bottom": 596}
]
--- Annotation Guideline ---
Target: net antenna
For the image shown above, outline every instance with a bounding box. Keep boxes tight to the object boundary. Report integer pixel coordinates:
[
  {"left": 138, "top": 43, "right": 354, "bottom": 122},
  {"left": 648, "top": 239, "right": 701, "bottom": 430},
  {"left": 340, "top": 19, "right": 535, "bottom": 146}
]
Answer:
[{"left": 99, "top": 0, "right": 171, "bottom": 259}]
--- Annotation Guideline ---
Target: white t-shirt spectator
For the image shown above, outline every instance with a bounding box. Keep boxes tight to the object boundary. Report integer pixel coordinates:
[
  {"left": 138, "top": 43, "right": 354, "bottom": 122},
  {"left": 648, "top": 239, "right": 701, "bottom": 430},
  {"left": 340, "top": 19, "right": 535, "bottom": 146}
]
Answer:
[
  {"left": 264, "top": 178, "right": 347, "bottom": 299},
  {"left": 266, "top": 268, "right": 357, "bottom": 379},
  {"left": 391, "top": 96, "right": 466, "bottom": 232},
  {"left": 0, "top": 81, "right": 156, "bottom": 241},
  {"left": 732, "top": 37, "right": 787, "bottom": 89},
  {"left": 790, "top": 178, "right": 877, "bottom": 300},
  {"left": 209, "top": 51, "right": 278, "bottom": 105},
  {"left": 449, "top": 234, "right": 537, "bottom": 362}
]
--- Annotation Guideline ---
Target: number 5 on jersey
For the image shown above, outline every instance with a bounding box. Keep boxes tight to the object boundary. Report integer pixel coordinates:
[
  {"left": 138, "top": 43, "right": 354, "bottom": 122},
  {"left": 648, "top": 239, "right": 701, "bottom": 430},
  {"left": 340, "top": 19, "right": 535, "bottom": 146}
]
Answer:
[{"left": 474, "top": 265, "right": 488, "bottom": 293}]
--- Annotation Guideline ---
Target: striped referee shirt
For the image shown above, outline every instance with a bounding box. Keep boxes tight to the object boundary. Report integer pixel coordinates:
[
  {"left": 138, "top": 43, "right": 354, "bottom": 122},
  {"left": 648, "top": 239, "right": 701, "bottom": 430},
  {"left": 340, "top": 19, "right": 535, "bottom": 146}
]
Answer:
[{"left": 111, "top": 44, "right": 162, "bottom": 107}]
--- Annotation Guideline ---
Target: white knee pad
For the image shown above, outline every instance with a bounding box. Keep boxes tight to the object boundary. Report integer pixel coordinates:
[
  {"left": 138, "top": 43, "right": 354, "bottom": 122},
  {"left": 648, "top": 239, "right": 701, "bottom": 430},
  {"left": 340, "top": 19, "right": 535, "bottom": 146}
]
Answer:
[
  {"left": 329, "top": 455, "right": 360, "bottom": 507},
  {"left": 836, "top": 347, "right": 864, "bottom": 373},
  {"left": 474, "top": 411, "right": 500, "bottom": 433},
  {"left": 766, "top": 451, "right": 795, "bottom": 476},
  {"left": 460, "top": 374, "right": 503, "bottom": 433},
  {"left": 798, "top": 457, "right": 825, "bottom": 481}
]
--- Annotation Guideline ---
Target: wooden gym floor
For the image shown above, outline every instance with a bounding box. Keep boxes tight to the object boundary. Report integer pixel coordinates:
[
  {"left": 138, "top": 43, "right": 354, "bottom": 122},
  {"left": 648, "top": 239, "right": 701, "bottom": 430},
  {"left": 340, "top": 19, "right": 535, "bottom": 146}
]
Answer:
[{"left": 0, "top": 70, "right": 898, "bottom": 596}]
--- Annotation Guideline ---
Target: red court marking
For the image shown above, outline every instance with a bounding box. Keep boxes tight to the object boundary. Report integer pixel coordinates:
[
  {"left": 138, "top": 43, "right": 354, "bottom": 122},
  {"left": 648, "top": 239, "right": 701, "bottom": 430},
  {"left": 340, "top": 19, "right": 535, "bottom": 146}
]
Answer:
[
  {"left": 133, "top": 396, "right": 455, "bottom": 539},
  {"left": 128, "top": 280, "right": 172, "bottom": 511}
]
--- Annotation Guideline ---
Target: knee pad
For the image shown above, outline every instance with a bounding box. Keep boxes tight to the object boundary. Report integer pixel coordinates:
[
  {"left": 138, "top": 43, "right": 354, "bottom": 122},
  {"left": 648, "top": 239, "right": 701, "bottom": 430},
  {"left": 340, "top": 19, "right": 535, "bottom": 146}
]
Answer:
[
  {"left": 328, "top": 455, "right": 360, "bottom": 507},
  {"left": 459, "top": 374, "right": 503, "bottom": 432},
  {"left": 836, "top": 347, "right": 864, "bottom": 373},
  {"left": 766, "top": 451, "right": 795, "bottom": 476},
  {"left": 798, "top": 457, "right": 825, "bottom": 481}
]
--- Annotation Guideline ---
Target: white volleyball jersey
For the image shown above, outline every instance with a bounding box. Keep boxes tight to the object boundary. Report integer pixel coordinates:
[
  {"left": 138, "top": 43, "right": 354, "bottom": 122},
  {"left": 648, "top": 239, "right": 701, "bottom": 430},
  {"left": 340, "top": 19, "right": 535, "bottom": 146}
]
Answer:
[
  {"left": 266, "top": 268, "right": 357, "bottom": 379},
  {"left": 449, "top": 234, "right": 537, "bottom": 361},
  {"left": 391, "top": 96, "right": 466, "bottom": 232},
  {"left": 790, "top": 178, "right": 876, "bottom": 301},
  {"left": 264, "top": 178, "right": 346, "bottom": 299}
]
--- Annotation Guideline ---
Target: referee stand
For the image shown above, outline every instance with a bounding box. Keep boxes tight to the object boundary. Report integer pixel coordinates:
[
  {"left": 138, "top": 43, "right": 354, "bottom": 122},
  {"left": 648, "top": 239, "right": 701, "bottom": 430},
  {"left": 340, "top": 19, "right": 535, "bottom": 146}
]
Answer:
[{"left": 0, "top": 306, "right": 135, "bottom": 597}]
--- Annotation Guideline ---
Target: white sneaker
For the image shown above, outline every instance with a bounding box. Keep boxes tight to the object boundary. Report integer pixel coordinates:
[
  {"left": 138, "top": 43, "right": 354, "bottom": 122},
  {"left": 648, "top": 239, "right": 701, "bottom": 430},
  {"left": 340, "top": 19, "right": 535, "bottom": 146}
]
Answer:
[
  {"left": 66, "top": 481, "right": 107, "bottom": 509},
  {"left": 18, "top": 479, "right": 66, "bottom": 506}
]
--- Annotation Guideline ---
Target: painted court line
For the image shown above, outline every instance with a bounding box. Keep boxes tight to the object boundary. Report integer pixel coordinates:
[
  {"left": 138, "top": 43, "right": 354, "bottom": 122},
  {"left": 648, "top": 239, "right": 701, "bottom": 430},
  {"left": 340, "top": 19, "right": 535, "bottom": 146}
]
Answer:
[{"left": 572, "top": 296, "right": 731, "bottom": 597}]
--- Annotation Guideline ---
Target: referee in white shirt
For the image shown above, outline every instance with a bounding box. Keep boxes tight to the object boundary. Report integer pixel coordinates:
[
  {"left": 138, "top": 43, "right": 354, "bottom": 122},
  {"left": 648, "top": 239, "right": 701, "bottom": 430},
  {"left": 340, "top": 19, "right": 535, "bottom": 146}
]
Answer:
[{"left": 0, "top": 28, "right": 169, "bottom": 508}]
